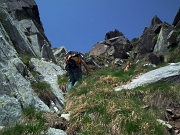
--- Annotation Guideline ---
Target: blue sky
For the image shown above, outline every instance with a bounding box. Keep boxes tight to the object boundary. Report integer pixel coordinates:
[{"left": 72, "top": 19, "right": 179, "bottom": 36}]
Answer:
[{"left": 35, "top": 0, "right": 180, "bottom": 53}]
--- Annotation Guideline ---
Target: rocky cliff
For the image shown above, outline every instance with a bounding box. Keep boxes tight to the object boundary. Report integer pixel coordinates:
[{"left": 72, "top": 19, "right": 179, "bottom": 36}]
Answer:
[{"left": 0, "top": 0, "right": 65, "bottom": 128}]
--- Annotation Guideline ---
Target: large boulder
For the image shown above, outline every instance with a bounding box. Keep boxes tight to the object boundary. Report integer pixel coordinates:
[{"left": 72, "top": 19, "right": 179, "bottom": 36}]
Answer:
[
  {"left": 89, "top": 43, "right": 108, "bottom": 56},
  {"left": 153, "top": 22, "right": 173, "bottom": 55},
  {"left": 146, "top": 53, "right": 162, "bottom": 65},
  {"left": 88, "top": 30, "right": 133, "bottom": 69},
  {"left": 167, "top": 21, "right": 180, "bottom": 47},
  {"left": 134, "top": 16, "right": 163, "bottom": 59},
  {"left": 30, "top": 58, "right": 66, "bottom": 110},
  {"left": 112, "top": 36, "right": 132, "bottom": 59}
]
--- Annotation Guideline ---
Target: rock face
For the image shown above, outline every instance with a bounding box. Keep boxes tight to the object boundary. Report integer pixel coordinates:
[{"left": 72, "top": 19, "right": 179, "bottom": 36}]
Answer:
[
  {"left": 133, "top": 15, "right": 163, "bottom": 59},
  {"left": 89, "top": 43, "right": 108, "bottom": 56},
  {"left": 30, "top": 58, "right": 66, "bottom": 110},
  {"left": 0, "top": 29, "right": 51, "bottom": 125},
  {"left": 0, "top": 0, "right": 65, "bottom": 127},
  {"left": 0, "top": 0, "right": 56, "bottom": 63},
  {"left": 153, "top": 22, "right": 173, "bottom": 55}
]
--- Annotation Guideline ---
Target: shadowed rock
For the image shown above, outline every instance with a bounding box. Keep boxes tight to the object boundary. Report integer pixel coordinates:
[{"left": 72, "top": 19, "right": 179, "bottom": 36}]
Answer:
[{"left": 172, "top": 8, "right": 180, "bottom": 26}]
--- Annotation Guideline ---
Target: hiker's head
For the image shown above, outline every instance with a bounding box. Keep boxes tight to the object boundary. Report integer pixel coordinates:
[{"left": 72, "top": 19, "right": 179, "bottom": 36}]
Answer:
[
  {"left": 66, "top": 51, "right": 84, "bottom": 58},
  {"left": 66, "top": 51, "right": 72, "bottom": 55},
  {"left": 66, "top": 50, "right": 73, "bottom": 56}
]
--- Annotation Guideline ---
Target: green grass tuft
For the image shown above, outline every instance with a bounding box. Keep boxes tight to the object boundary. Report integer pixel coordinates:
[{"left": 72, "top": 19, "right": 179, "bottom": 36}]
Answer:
[
  {"left": 1, "top": 108, "right": 45, "bottom": 135},
  {"left": 31, "top": 82, "right": 55, "bottom": 106}
]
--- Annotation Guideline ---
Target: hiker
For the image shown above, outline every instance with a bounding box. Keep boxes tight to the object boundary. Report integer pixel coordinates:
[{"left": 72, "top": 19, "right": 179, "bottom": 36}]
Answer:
[{"left": 65, "top": 51, "right": 90, "bottom": 91}]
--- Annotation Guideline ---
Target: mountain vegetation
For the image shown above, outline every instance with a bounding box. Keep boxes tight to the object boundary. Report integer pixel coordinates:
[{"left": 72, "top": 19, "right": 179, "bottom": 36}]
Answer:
[{"left": 58, "top": 62, "right": 180, "bottom": 135}]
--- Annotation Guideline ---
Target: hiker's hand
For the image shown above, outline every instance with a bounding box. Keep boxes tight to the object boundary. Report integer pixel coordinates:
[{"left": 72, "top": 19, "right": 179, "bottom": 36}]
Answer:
[{"left": 87, "top": 72, "right": 91, "bottom": 75}]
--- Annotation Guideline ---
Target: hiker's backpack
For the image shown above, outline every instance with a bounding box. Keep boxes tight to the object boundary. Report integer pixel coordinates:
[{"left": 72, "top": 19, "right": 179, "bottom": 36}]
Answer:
[{"left": 65, "top": 51, "right": 81, "bottom": 70}]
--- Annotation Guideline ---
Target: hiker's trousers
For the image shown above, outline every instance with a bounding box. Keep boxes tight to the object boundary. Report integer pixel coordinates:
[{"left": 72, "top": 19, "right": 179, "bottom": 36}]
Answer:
[{"left": 67, "top": 67, "right": 82, "bottom": 91}]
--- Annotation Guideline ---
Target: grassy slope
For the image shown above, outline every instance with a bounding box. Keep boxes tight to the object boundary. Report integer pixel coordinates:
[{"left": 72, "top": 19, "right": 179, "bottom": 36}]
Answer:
[{"left": 61, "top": 65, "right": 180, "bottom": 135}]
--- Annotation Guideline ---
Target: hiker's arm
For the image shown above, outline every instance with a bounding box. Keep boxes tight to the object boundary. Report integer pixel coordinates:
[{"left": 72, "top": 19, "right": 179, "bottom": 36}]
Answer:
[{"left": 81, "top": 59, "right": 90, "bottom": 75}]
